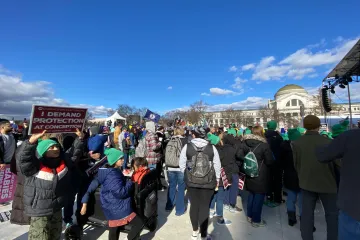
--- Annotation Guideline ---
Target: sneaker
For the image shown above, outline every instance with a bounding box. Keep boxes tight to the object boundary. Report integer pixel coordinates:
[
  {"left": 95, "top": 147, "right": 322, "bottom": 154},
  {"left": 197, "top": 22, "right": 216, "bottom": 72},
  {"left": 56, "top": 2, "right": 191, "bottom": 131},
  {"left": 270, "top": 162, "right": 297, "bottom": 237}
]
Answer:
[
  {"left": 217, "top": 218, "right": 232, "bottom": 226},
  {"left": 65, "top": 222, "right": 73, "bottom": 229},
  {"left": 252, "top": 220, "right": 267, "bottom": 228},
  {"left": 247, "top": 217, "right": 252, "bottom": 223},
  {"left": 209, "top": 211, "right": 218, "bottom": 219},
  {"left": 229, "top": 206, "right": 242, "bottom": 213},
  {"left": 191, "top": 231, "right": 199, "bottom": 240},
  {"left": 223, "top": 204, "right": 230, "bottom": 210}
]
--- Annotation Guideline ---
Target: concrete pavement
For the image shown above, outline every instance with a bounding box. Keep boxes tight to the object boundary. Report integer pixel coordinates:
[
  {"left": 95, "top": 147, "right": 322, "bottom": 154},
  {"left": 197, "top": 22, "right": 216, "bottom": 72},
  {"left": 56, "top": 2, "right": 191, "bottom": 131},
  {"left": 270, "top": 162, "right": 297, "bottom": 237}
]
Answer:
[{"left": 0, "top": 190, "right": 327, "bottom": 240}]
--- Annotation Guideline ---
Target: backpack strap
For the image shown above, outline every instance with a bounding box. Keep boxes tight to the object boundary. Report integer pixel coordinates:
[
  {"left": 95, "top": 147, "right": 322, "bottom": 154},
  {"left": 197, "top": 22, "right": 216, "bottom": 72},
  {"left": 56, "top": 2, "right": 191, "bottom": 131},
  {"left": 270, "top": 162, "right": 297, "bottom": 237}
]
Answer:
[{"left": 251, "top": 143, "right": 262, "bottom": 153}]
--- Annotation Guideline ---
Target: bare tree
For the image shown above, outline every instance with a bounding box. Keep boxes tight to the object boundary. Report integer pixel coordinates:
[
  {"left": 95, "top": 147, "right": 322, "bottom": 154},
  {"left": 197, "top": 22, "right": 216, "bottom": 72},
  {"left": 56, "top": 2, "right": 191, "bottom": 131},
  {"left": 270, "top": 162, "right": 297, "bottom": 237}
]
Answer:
[
  {"left": 221, "top": 108, "right": 238, "bottom": 124},
  {"left": 258, "top": 105, "right": 273, "bottom": 123},
  {"left": 186, "top": 100, "right": 209, "bottom": 125},
  {"left": 107, "top": 109, "right": 116, "bottom": 117}
]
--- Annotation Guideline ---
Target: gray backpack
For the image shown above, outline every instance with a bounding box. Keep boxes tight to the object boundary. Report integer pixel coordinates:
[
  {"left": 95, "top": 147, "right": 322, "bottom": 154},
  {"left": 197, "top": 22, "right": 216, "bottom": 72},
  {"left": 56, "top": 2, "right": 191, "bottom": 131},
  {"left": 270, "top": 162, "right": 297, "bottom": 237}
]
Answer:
[
  {"left": 165, "top": 137, "right": 183, "bottom": 168},
  {"left": 185, "top": 143, "right": 216, "bottom": 189}
]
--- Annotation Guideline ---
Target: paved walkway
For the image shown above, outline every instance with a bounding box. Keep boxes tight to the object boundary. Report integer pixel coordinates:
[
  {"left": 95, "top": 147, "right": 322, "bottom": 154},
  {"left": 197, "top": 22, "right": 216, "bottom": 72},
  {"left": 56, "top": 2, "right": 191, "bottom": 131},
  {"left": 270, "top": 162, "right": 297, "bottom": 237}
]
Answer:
[{"left": 0, "top": 190, "right": 327, "bottom": 240}]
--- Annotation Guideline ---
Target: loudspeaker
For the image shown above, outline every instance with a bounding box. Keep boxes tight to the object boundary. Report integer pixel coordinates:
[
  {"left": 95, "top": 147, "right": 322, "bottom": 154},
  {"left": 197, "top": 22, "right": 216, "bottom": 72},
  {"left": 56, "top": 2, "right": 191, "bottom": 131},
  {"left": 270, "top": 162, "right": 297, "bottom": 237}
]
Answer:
[{"left": 322, "top": 88, "right": 332, "bottom": 112}]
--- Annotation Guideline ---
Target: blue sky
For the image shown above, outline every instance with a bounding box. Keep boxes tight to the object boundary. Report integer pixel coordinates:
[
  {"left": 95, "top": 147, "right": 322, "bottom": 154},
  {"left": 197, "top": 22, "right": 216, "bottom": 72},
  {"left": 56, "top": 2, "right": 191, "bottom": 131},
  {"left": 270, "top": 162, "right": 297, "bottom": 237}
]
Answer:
[{"left": 0, "top": 0, "right": 359, "bottom": 117}]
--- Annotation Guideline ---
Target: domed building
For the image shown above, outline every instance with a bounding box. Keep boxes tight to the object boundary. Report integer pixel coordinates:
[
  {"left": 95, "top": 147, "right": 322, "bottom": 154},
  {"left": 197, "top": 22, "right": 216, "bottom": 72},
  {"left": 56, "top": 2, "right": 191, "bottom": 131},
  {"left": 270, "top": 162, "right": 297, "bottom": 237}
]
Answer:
[{"left": 268, "top": 84, "right": 315, "bottom": 118}]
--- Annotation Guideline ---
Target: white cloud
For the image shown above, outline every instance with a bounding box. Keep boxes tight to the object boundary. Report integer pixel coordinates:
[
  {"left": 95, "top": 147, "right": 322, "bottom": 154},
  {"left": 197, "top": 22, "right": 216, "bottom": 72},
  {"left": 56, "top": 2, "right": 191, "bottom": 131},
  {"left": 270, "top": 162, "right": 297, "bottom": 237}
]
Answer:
[
  {"left": 241, "top": 63, "right": 255, "bottom": 71},
  {"left": 210, "top": 88, "right": 240, "bottom": 96},
  {"left": 207, "top": 97, "right": 269, "bottom": 111},
  {"left": 0, "top": 68, "right": 113, "bottom": 118},
  {"left": 167, "top": 86, "right": 173, "bottom": 90},
  {"left": 248, "top": 36, "right": 359, "bottom": 82},
  {"left": 201, "top": 92, "right": 211, "bottom": 96},
  {"left": 231, "top": 77, "right": 248, "bottom": 93},
  {"left": 228, "top": 66, "right": 238, "bottom": 72},
  {"left": 287, "top": 68, "right": 315, "bottom": 80}
]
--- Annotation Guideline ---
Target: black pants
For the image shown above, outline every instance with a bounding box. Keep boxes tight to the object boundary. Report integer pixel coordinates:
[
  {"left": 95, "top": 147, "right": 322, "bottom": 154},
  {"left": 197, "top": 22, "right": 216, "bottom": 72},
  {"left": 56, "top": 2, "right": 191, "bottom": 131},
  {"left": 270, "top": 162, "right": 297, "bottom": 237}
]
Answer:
[
  {"left": 188, "top": 187, "right": 214, "bottom": 238},
  {"left": 301, "top": 190, "right": 338, "bottom": 240},
  {"left": 108, "top": 215, "right": 143, "bottom": 240},
  {"left": 268, "top": 166, "right": 283, "bottom": 203},
  {"left": 156, "top": 159, "right": 164, "bottom": 187}
]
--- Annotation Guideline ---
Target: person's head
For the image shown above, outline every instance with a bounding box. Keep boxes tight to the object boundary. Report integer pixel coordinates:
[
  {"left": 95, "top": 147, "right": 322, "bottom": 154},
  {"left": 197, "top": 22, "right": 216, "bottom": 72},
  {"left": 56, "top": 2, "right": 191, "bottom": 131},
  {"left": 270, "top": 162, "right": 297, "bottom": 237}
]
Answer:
[
  {"left": 267, "top": 120, "right": 277, "bottom": 131},
  {"left": 132, "top": 157, "right": 148, "bottom": 171},
  {"left": 37, "top": 139, "right": 61, "bottom": 159},
  {"left": 174, "top": 127, "right": 184, "bottom": 136},
  {"left": 303, "top": 115, "right": 321, "bottom": 131},
  {"left": 105, "top": 148, "right": 124, "bottom": 168},
  {"left": 146, "top": 121, "right": 156, "bottom": 133},
  {"left": 90, "top": 126, "right": 100, "bottom": 136},
  {"left": 210, "top": 127, "right": 216, "bottom": 134},
  {"left": 252, "top": 126, "right": 265, "bottom": 138},
  {"left": 287, "top": 128, "right": 301, "bottom": 142},
  {"left": 157, "top": 126, "right": 164, "bottom": 133},
  {"left": 122, "top": 126, "right": 127, "bottom": 132},
  {"left": 0, "top": 119, "right": 12, "bottom": 134},
  {"left": 191, "top": 127, "right": 206, "bottom": 139}
]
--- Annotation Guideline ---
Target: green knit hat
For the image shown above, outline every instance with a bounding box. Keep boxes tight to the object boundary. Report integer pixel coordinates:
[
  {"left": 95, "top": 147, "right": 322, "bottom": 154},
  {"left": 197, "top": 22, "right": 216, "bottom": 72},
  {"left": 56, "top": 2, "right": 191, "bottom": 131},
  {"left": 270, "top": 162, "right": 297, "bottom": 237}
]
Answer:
[
  {"left": 36, "top": 139, "right": 58, "bottom": 157},
  {"left": 104, "top": 148, "right": 124, "bottom": 166},
  {"left": 297, "top": 127, "right": 306, "bottom": 135},
  {"left": 244, "top": 128, "right": 252, "bottom": 135},
  {"left": 237, "top": 129, "right": 244, "bottom": 136},
  {"left": 332, "top": 119, "right": 349, "bottom": 138},
  {"left": 320, "top": 131, "right": 333, "bottom": 139},
  {"left": 208, "top": 133, "right": 220, "bottom": 145},
  {"left": 267, "top": 120, "right": 277, "bottom": 130},
  {"left": 288, "top": 128, "right": 301, "bottom": 141},
  {"left": 281, "top": 133, "right": 289, "bottom": 141},
  {"left": 227, "top": 128, "right": 237, "bottom": 137}
]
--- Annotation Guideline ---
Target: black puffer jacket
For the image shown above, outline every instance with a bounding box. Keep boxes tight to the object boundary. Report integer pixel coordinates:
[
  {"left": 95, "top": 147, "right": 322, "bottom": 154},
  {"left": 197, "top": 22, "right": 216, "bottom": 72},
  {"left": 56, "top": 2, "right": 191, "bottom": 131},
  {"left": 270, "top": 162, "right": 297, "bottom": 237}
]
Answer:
[
  {"left": 239, "top": 134, "right": 274, "bottom": 194},
  {"left": 16, "top": 138, "right": 84, "bottom": 217},
  {"left": 280, "top": 141, "right": 300, "bottom": 191},
  {"left": 216, "top": 142, "right": 239, "bottom": 185},
  {"left": 265, "top": 130, "right": 283, "bottom": 163}
]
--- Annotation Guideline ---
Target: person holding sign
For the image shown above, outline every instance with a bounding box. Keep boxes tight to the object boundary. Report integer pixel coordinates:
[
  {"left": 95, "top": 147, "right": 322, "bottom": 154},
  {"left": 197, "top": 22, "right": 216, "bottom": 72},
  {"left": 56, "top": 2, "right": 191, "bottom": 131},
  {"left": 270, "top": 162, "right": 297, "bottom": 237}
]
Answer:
[{"left": 16, "top": 129, "right": 84, "bottom": 240}]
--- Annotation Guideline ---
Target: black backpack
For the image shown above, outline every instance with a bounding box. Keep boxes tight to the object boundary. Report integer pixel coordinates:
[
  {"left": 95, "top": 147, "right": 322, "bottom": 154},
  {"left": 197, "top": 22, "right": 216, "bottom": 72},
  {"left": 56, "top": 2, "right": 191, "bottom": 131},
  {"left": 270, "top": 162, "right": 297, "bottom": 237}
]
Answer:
[{"left": 185, "top": 143, "right": 216, "bottom": 189}]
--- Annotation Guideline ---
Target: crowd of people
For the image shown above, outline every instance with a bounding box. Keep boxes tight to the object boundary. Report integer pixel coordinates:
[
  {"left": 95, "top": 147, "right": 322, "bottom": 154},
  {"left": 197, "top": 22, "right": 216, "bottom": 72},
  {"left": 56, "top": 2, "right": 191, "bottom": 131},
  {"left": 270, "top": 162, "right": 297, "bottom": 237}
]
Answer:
[{"left": 0, "top": 114, "right": 359, "bottom": 240}]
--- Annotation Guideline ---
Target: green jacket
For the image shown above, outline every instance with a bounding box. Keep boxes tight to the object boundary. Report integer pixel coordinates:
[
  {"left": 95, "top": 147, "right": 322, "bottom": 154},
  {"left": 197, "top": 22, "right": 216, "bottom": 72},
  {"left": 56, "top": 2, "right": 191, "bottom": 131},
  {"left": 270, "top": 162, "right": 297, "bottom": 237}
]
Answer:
[{"left": 292, "top": 131, "right": 338, "bottom": 194}]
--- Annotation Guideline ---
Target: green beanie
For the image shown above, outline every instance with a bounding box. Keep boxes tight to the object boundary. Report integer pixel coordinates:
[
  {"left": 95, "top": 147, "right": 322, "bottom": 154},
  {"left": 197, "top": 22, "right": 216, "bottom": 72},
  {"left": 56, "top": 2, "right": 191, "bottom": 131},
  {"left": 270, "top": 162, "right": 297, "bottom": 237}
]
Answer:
[
  {"left": 104, "top": 148, "right": 124, "bottom": 166},
  {"left": 288, "top": 128, "right": 301, "bottom": 141},
  {"left": 320, "top": 131, "right": 333, "bottom": 139},
  {"left": 281, "top": 133, "right": 289, "bottom": 141},
  {"left": 36, "top": 139, "right": 58, "bottom": 157},
  {"left": 244, "top": 128, "right": 252, "bottom": 135},
  {"left": 267, "top": 120, "right": 277, "bottom": 131},
  {"left": 297, "top": 127, "right": 306, "bottom": 135},
  {"left": 227, "top": 128, "right": 237, "bottom": 137},
  {"left": 237, "top": 129, "right": 244, "bottom": 136},
  {"left": 208, "top": 133, "right": 220, "bottom": 145}
]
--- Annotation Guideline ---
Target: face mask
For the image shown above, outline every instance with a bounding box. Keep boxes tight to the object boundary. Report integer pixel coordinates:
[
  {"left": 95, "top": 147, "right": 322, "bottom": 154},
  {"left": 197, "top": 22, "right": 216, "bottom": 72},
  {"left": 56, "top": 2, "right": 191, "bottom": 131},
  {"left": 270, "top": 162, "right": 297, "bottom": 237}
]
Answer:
[{"left": 42, "top": 157, "right": 62, "bottom": 169}]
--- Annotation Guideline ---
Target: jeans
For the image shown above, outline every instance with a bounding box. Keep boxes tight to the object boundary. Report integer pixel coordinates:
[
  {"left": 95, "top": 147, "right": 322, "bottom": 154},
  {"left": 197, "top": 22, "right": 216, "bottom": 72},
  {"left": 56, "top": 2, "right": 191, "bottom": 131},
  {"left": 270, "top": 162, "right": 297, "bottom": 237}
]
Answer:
[
  {"left": 247, "top": 192, "right": 265, "bottom": 223},
  {"left": 166, "top": 171, "right": 186, "bottom": 215},
  {"left": 286, "top": 190, "right": 302, "bottom": 214},
  {"left": 338, "top": 210, "right": 360, "bottom": 240},
  {"left": 301, "top": 189, "right": 338, "bottom": 240},
  {"left": 224, "top": 174, "right": 239, "bottom": 207},
  {"left": 123, "top": 153, "right": 129, "bottom": 169},
  {"left": 210, "top": 187, "right": 225, "bottom": 217}
]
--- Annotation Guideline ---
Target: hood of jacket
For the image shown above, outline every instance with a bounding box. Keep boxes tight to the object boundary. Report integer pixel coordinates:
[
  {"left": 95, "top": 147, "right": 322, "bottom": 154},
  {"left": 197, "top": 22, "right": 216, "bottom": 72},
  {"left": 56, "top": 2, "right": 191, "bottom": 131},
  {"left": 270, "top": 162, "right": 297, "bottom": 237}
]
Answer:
[
  {"left": 265, "top": 129, "right": 280, "bottom": 138},
  {"left": 191, "top": 138, "right": 209, "bottom": 148},
  {"left": 223, "top": 134, "right": 236, "bottom": 146},
  {"left": 242, "top": 134, "right": 267, "bottom": 148}
]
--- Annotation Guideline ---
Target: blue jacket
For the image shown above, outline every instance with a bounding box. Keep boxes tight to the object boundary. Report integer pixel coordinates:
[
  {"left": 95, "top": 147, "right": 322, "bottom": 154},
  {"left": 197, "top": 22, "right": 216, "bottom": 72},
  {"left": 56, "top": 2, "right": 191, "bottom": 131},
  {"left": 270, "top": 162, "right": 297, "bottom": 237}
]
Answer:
[
  {"left": 87, "top": 134, "right": 108, "bottom": 156},
  {"left": 81, "top": 168, "right": 133, "bottom": 220}
]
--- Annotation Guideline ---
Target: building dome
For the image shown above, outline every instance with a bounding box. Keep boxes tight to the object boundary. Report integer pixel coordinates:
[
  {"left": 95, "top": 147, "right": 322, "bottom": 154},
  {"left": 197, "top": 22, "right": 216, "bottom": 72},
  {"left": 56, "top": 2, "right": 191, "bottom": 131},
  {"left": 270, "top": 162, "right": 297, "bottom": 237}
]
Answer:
[{"left": 275, "top": 84, "right": 307, "bottom": 98}]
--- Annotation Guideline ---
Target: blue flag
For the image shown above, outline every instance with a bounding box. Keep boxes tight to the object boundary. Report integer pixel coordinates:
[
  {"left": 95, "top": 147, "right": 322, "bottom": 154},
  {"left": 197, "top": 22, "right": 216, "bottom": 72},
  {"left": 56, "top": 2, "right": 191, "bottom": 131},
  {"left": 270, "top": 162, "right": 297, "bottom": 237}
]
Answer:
[{"left": 144, "top": 109, "right": 160, "bottom": 123}]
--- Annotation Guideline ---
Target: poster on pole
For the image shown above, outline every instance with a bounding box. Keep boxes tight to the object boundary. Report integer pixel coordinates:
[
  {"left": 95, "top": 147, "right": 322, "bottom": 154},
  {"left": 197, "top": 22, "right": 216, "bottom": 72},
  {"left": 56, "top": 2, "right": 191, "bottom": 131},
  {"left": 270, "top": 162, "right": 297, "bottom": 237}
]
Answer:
[
  {"left": 29, "top": 105, "right": 88, "bottom": 134},
  {"left": 0, "top": 166, "right": 17, "bottom": 204}
]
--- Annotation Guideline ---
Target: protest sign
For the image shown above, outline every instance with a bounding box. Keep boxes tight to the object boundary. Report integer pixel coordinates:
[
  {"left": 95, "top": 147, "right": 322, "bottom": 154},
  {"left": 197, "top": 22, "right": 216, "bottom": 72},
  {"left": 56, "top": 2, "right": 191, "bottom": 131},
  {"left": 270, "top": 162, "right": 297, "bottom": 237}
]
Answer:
[
  {"left": 320, "top": 123, "right": 328, "bottom": 132},
  {"left": 0, "top": 166, "right": 17, "bottom": 204},
  {"left": 29, "top": 105, "right": 88, "bottom": 134}
]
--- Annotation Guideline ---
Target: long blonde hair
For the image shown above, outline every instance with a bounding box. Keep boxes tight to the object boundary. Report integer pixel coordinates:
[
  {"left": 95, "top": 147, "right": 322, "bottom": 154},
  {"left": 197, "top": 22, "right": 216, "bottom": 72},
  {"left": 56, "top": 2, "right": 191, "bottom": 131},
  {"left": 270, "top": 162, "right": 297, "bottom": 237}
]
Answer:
[{"left": 114, "top": 126, "right": 121, "bottom": 145}]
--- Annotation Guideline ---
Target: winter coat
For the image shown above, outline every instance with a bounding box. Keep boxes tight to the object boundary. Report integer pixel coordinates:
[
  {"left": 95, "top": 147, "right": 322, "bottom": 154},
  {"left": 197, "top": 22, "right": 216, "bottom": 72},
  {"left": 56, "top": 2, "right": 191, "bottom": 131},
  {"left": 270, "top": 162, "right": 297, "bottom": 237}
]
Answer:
[
  {"left": 292, "top": 131, "right": 339, "bottom": 194},
  {"left": 279, "top": 141, "right": 300, "bottom": 191},
  {"left": 122, "top": 139, "right": 131, "bottom": 154},
  {"left": 316, "top": 129, "right": 360, "bottom": 221},
  {"left": 216, "top": 143, "right": 239, "bottom": 185},
  {"left": 265, "top": 130, "right": 283, "bottom": 164},
  {"left": 16, "top": 138, "right": 84, "bottom": 217},
  {"left": 81, "top": 168, "right": 133, "bottom": 220},
  {"left": 87, "top": 134, "right": 108, "bottom": 156},
  {"left": 145, "top": 131, "right": 162, "bottom": 165},
  {"left": 239, "top": 134, "right": 274, "bottom": 194},
  {"left": 10, "top": 147, "right": 30, "bottom": 225}
]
